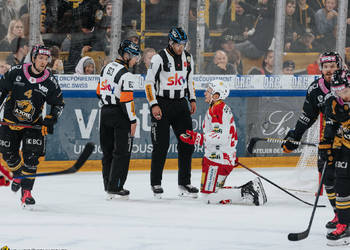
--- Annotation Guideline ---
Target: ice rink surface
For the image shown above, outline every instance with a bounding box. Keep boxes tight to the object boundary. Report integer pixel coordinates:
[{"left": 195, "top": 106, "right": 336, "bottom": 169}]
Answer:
[{"left": 0, "top": 167, "right": 338, "bottom": 250}]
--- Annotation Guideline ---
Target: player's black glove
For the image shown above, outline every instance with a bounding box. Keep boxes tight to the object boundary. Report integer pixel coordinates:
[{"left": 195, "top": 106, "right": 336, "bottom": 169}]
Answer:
[
  {"left": 282, "top": 130, "right": 301, "bottom": 153},
  {"left": 41, "top": 115, "right": 56, "bottom": 136},
  {"left": 318, "top": 142, "right": 333, "bottom": 168}
]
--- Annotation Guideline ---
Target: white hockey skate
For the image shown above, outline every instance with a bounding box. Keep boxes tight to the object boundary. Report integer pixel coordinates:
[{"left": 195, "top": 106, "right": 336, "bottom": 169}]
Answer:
[
  {"left": 241, "top": 177, "right": 267, "bottom": 206},
  {"left": 178, "top": 184, "right": 199, "bottom": 199}
]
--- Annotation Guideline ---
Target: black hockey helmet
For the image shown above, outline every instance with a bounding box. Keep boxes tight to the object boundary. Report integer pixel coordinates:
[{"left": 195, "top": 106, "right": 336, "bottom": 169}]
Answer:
[
  {"left": 30, "top": 44, "right": 51, "bottom": 63},
  {"left": 319, "top": 51, "right": 343, "bottom": 70},
  {"left": 168, "top": 27, "right": 188, "bottom": 45},
  {"left": 331, "top": 69, "right": 350, "bottom": 92},
  {"left": 118, "top": 39, "right": 141, "bottom": 57}
]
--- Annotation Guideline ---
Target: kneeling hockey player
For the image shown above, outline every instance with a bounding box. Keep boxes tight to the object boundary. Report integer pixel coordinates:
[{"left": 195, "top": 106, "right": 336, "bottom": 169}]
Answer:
[{"left": 180, "top": 80, "right": 267, "bottom": 205}]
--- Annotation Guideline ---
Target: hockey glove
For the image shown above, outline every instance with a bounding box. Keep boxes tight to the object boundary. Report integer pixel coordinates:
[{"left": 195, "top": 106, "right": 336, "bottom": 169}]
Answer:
[
  {"left": 180, "top": 130, "right": 204, "bottom": 146},
  {"left": 318, "top": 143, "right": 334, "bottom": 167},
  {"left": 41, "top": 115, "right": 56, "bottom": 136},
  {"left": 0, "top": 164, "right": 13, "bottom": 186},
  {"left": 282, "top": 130, "right": 301, "bottom": 153}
]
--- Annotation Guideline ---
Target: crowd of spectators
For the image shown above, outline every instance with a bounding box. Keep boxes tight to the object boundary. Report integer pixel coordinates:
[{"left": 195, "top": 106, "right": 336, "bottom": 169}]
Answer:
[{"left": 0, "top": 0, "right": 349, "bottom": 75}]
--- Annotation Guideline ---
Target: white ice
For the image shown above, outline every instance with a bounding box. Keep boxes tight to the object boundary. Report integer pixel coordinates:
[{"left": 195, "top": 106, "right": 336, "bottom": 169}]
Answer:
[{"left": 0, "top": 167, "right": 337, "bottom": 250}]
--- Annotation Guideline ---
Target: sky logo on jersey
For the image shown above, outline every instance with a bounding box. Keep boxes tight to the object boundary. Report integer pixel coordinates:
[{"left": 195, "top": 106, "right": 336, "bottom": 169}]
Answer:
[
  {"left": 100, "top": 79, "right": 115, "bottom": 94},
  {"left": 167, "top": 73, "right": 185, "bottom": 86}
]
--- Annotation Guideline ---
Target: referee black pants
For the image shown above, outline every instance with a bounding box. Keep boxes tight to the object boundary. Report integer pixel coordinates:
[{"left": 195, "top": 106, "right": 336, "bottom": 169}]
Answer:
[
  {"left": 100, "top": 106, "right": 133, "bottom": 192},
  {"left": 150, "top": 97, "right": 194, "bottom": 186}
]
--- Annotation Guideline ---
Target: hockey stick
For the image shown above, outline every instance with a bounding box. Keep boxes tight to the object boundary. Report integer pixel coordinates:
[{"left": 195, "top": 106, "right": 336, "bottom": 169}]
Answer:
[
  {"left": 14, "top": 142, "right": 95, "bottom": 179},
  {"left": 236, "top": 161, "right": 325, "bottom": 208},
  {"left": 287, "top": 161, "right": 327, "bottom": 241},
  {"left": 0, "top": 121, "right": 41, "bottom": 129},
  {"left": 247, "top": 137, "right": 317, "bottom": 154}
]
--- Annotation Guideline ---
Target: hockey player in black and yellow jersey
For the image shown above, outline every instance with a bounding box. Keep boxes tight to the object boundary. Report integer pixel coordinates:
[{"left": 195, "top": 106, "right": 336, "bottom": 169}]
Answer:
[
  {"left": 321, "top": 69, "right": 350, "bottom": 246},
  {"left": 144, "top": 27, "right": 198, "bottom": 198},
  {"left": 0, "top": 44, "right": 64, "bottom": 208},
  {"left": 96, "top": 40, "right": 141, "bottom": 199},
  {"left": 282, "top": 52, "right": 343, "bottom": 229}
]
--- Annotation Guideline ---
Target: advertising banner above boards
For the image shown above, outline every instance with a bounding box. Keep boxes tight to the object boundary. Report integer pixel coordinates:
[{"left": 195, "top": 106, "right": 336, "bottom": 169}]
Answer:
[
  {"left": 45, "top": 74, "right": 319, "bottom": 161},
  {"left": 56, "top": 74, "right": 320, "bottom": 91}
]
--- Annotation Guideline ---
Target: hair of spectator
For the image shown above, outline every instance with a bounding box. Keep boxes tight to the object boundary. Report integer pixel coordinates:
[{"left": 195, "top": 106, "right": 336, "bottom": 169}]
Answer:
[
  {"left": 6, "top": 19, "right": 24, "bottom": 42},
  {"left": 262, "top": 50, "right": 274, "bottom": 68},
  {"left": 141, "top": 47, "right": 156, "bottom": 62}
]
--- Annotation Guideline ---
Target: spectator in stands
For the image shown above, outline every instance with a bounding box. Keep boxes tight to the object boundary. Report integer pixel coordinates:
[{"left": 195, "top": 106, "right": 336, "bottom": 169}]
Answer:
[
  {"left": 145, "top": 0, "right": 178, "bottom": 49},
  {"left": 0, "top": 19, "right": 24, "bottom": 52},
  {"left": 92, "top": 16, "right": 111, "bottom": 56},
  {"left": 6, "top": 36, "right": 28, "bottom": 65},
  {"left": 282, "top": 60, "right": 295, "bottom": 75},
  {"left": 217, "top": 33, "right": 243, "bottom": 74},
  {"left": 122, "top": 0, "right": 141, "bottom": 30},
  {"left": 209, "top": 0, "right": 232, "bottom": 29},
  {"left": 0, "top": 0, "right": 17, "bottom": 29},
  {"left": 205, "top": 50, "right": 237, "bottom": 75},
  {"left": 284, "top": 0, "right": 303, "bottom": 52},
  {"left": 308, "top": 0, "right": 324, "bottom": 13},
  {"left": 226, "top": 0, "right": 256, "bottom": 44},
  {"left": 47, "top": 45, "right": 64, "bottom": 74},
  {"left": 248, "top": 50, "right": 274, "bottom": 75},
  {"left": 0, "top": 59, "right": 10, "bottom": 78},
  {"left": 124, "top": 29, "right": 139, "bottom": 45},
  {"left": 234, "top": 0, "right": 275, "bottom": 59},
  {"left": 295, "top": 0, "right": 316, "bottom": 34},
  {"left": 314, "top": 0, "right": 337, "bottom": 50},
  {"left": 306, "top": 54, "right": 322, "bottom": 75},
  {"left": 96, "top": 1, "right": 113, "bottom": 31},
  {"left": 135, "top": 47, "right": 156, "bottom": 75},
  {"left": 19, "top": 0, "right": 29, "bottom": 17},
  {"left": 290, "top": 32, "right": 319, "bottom": 52},
  {"left": 66, "top": 16, "right": 97, "bottom": 73},
  {"left": 74, "top": 56, "right": 96, "bottom": 75}
]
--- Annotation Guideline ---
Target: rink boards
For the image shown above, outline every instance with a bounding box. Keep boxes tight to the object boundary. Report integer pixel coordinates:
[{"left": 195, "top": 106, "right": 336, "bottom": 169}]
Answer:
[{"left": 40, "top": 74, "right": 318, "bottom": 171}]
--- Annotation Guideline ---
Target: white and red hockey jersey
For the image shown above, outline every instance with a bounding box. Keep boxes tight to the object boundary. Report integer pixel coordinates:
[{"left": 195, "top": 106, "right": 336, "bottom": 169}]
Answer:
[{"left": 202, "top": 100, "right": 237, "bottom": 166}]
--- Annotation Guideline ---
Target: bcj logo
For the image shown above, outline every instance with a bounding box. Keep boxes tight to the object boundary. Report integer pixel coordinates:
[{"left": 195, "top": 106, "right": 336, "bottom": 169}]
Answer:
[{"left": 167, "top": 73, "right": 185, "bottom": 86}]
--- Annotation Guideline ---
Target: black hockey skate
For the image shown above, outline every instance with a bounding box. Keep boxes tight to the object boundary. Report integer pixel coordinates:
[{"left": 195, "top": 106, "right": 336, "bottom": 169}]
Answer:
[
  {"left": 11, "top": 178, "right": 21, "bottom": 193},
  {"left": 151, "top": 185, "right": 164, "bottom": 199},
  {"left": 21, "top": 189, "right": 35, "bottom": 208},
  {"left": 326, "top": 213, "right": 339, "bottom": 229},
  {"left": 178, "top": 184, "right": 199, "bottom": 198},
  {"left": 327, "top": 223, "right": 350, "bottom": 246},
  {"left": 240, "top": 177, "right": 267, "bottom": 206},
  {"left": 106, "top": 189, "right": 130, "bottom": 200}
]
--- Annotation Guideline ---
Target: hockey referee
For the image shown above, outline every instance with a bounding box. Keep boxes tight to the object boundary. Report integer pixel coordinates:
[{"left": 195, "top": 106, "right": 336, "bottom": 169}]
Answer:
[{"left": 144, "top": 27, "right": 199, "bottom": 198}]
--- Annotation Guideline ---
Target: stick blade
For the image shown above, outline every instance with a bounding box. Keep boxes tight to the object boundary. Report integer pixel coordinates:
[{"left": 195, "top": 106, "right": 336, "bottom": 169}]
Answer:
[
  {"left": 66, "top": 142, "right": 95, "bottom": 173},
  {"left": 247, "top": 137, "right": 260, "bottom": 154},
  {"left": 288, "top": 230, "right": 309, "bottom": 241}
]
